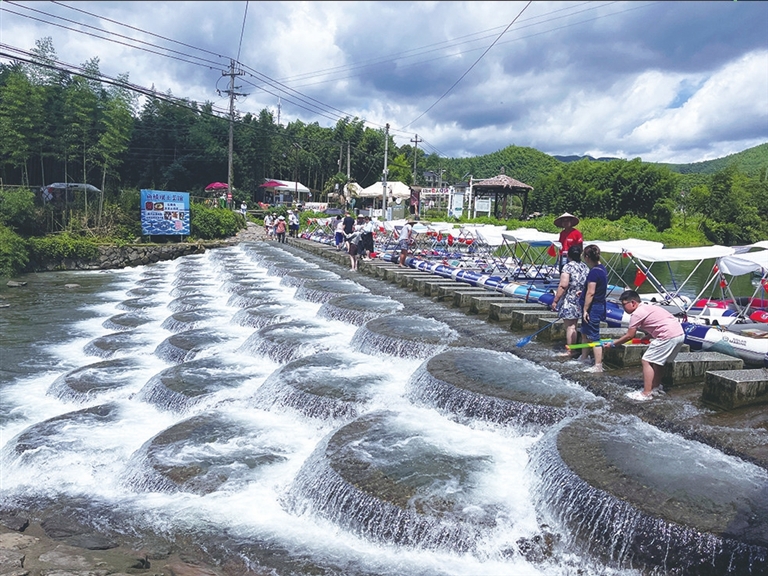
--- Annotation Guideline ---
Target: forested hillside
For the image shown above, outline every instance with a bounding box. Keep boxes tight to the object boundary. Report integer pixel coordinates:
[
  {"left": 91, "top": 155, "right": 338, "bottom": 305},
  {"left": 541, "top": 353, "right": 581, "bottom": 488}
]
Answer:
[
  {"left": 1, "top": 37, "right": 767, "bottom": 278},
  {"left": 657, "top": 143, "right": 768, "bottom": 178}
]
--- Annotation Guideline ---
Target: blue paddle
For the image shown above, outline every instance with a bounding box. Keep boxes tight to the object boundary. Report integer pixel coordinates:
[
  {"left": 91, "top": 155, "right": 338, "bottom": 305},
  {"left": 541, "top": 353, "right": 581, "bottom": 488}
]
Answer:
[{"left": 515, "top": 317, "right": 561, "bottom": 347}]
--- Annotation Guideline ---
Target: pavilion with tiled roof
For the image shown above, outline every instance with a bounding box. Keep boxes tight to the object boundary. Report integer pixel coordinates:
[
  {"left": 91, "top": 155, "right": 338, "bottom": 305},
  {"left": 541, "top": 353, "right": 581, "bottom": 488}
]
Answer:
[{"left": 472, "top": 167, "right": 533, "bottom": 219}]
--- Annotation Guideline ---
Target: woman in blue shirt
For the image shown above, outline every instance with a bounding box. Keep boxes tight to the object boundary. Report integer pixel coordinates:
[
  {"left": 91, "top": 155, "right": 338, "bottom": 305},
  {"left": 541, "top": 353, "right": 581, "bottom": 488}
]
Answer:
[{"left": 578, "top": 244, "right": 608, "bottom": 372}]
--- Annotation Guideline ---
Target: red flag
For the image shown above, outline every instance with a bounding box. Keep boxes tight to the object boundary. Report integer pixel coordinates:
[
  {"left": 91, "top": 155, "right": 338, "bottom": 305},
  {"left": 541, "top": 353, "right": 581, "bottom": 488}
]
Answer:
[
  {"left": 713, "top": 264, "right": 719, "bottom": 274},
  {"left": 633, "top": 269, "right": 647, "bottom": 287},
  {"left": 447, "top": 235, "right": 454, "bottom": 246},
  {"left": 547, "top": 243, "right": 558, "bottom": 258},
  {"left": 719, "top": 278, "right": 728, "bottom": 289},
  {"left": 761, "top": 278, "right": 768, "bottom": 292},
  {"left": 437, "top": 233, "right": 443, "bottom": 242}
]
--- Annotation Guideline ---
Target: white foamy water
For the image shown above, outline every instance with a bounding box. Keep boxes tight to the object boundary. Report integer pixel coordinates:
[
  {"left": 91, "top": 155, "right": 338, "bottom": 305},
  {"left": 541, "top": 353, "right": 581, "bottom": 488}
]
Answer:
[{"left": 0, "top": 242, "right": 647, "bottom": 576}]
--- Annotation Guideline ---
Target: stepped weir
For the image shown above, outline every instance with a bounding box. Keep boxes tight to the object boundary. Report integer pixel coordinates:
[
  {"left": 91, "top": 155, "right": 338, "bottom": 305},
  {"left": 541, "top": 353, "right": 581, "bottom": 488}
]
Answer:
[{"left": 0, "top": 238, "right": 765, "bottom": 576}]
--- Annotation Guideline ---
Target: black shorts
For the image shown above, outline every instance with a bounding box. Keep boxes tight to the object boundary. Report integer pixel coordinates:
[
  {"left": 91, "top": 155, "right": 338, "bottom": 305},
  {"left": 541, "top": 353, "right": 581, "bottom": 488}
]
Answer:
[{"left": 362, "top": 233, "right": 374, "bottom": 253}]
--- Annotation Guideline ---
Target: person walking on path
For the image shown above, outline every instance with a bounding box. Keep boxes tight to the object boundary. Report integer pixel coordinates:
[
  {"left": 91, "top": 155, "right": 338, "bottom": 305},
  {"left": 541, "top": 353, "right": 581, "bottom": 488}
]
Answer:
[
  {"left": 264, "top": 214, "right": 274, "bottom": 240},
  {"left": 342, "top": 211, "right": 355, "bottom": 236},
  {"left": 334, "top": 215, "right": 345, "bottom": 250},
  {"left": 360, "top": 216, "right": 375, "bottom": 260},
  {"left": 554, "top": 213, "right": 583, "bottom": 271},
  {"left": 288, "top": 210, "right": 300, "bottom": 238},
  {"left": 550, "top": 244, "right": 589, "bottom": 356},
  {"left": 606, "top": 290, "right": 686, "bottom": 401},
  {"left": 275, "top": 215, "right": 287, "bottom": 244},
  {"left": 345, "top": 224, "right": 362, "bottom": 271},
  {"left": 398, "top": 219, "right": 415, "bottom": 267},
  {"left": 578, "top": 244, "right": 608, "bottom": 372}
]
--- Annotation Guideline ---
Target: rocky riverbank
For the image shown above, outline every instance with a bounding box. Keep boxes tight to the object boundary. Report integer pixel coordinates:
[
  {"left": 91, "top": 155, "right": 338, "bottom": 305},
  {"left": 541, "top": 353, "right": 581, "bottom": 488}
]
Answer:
[
  {"left": 0, "top": 513, "right": 229, "bottom": 576},
  {"left": 22, "top": 221, "right": 267, "bottom": 273}
]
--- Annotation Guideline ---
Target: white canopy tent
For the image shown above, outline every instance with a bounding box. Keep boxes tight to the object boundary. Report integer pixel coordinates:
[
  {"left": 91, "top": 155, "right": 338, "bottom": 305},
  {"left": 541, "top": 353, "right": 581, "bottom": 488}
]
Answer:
[
  {"left": 271, "top": 180, "right": 310, "bottom": 194},
  {"left": 717, "top": 249, "right": 768, "bottom": 277},
  {"left": 357, "top": 181, "right": 412, "bottom": 199},
  {"left": 623, "top": 245, "right": 736, "bottom": 263}
]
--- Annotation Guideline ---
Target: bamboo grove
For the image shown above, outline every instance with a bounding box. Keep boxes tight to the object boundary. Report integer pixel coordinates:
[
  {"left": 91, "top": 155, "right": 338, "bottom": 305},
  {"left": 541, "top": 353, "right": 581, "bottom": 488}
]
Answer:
[{"left": 1, "top": 38, "right": 767, "bottom": 250}]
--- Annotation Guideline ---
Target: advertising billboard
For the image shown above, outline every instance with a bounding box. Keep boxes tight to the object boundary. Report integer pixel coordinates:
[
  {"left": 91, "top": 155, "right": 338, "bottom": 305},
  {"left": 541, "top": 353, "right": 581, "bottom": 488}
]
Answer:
[{"left": 141, "top": 189, "right": 190, "bottom": 236}]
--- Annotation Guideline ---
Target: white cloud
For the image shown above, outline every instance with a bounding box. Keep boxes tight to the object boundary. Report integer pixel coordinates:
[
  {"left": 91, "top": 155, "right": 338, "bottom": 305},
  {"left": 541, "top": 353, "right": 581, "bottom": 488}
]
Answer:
[{"left": 1, "top": 1, "right": 766, "bottom": 164}]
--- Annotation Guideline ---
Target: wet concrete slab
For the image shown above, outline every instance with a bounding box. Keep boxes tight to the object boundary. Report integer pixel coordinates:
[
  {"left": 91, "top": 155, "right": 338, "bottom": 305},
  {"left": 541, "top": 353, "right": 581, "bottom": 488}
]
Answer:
[
  {"left": 286, "top": 238, "right": 768, "bottom": 471},
  {"left": 703, "top": 368, "right": 768, "bottom": 410}
]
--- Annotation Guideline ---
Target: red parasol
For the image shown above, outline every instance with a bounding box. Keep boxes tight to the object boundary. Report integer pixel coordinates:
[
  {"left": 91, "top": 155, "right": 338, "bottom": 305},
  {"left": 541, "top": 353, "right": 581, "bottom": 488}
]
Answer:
[
  {"left": 205, "top": 182, "right": 229, "bottom": 191},
  {"left": 260, "top": 180, "right": 287, "bottom": 188}
]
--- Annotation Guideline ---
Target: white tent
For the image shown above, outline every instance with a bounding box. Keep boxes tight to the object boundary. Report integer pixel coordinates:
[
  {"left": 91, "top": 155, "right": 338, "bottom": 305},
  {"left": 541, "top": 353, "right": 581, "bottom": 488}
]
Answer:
[
  {"left": 272, "top": 180, "right": 310, "bottom": 194},
  {"left": 356, "top": 181, "right": 412, "bottom": 199},
  {"left": 717, "top": 249, "right": 768, "bottom": 277}
]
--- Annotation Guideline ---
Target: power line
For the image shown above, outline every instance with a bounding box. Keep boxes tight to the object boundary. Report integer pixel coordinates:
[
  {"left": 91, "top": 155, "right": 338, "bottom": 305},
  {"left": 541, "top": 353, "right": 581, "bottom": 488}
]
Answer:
[
  {"left": 272, "top": 1, "right": 610, "bottom": 87},
  {"left": 403, "top": 1, "right": 533, "bottom": 130},
  {"left": 3, "top": 2, "right": 225, "bottom": 70},
  {"left": 1, "top": 0, "right": 657, "bottom": 162},
  {"left": 236, "top": 2, "right": 249, "bottom": 63},
  {"left": 0, "top": 44, "right": 230, "bottom": 118},
  {"left": 49, "top": 0, "right": 229, "bottom": 59}
]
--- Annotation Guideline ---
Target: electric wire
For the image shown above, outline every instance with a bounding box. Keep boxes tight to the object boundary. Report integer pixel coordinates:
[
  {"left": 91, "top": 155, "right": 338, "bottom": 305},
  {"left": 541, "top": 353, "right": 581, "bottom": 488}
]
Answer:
[
  {"left": 236, "top": 1, "right": 249, "bottom": 63},
  {"left": 2, "top": 0, "right": 646, "bottom": 131},
  {"left": 0, "top": 1, "right": 660, "bottom": 164},
  {"left": 3, "top": 2, "right": 225, "bottom": 69},
  {"left": 402, "top": 1, "right": 532, "bottom": 130}
]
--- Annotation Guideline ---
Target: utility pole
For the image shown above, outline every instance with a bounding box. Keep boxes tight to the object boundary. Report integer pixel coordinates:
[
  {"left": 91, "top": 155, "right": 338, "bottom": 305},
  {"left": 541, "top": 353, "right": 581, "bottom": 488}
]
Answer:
[
  {"left": 411, "top": 134, "right": 422, "bottom": 218},
  {"left": 223, "top": 59, "right": 246, "bottom": 209},
  {"left": 382, "top": 124, "right": 390, "bottom": 221},
  {"left": 410, "top": 134, "right": 422, "bottom": 184},
  {"left": 346, "top": 141, "right": 351, "bottom": 180}
]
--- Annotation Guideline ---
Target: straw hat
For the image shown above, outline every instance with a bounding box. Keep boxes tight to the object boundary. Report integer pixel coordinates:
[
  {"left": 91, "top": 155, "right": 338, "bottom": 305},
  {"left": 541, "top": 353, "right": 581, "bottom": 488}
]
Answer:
[{"left": 554, "top": 212, "right": 579, "bottom": 227}]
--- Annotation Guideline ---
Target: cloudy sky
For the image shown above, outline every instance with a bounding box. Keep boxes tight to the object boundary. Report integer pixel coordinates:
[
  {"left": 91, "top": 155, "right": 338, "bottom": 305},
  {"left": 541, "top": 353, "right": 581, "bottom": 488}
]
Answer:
[{"left": 2, "top": 1, "right": 767, "bottom": 164}]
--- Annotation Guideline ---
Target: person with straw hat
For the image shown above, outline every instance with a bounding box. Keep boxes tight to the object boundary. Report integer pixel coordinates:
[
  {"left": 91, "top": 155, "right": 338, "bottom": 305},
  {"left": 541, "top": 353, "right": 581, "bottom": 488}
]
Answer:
[
  {"left": 398, "top": 219, "right": 416, "bottom": 267},
  {"left": 554, "top": 212, "right": 583, "bottom": 271}
]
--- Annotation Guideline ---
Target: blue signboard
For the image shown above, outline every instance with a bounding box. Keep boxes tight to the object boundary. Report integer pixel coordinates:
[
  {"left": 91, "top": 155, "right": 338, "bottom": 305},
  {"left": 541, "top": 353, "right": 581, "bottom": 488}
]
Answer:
[{"left": 140, "top": 189, "right": 190, "bottom": 236}]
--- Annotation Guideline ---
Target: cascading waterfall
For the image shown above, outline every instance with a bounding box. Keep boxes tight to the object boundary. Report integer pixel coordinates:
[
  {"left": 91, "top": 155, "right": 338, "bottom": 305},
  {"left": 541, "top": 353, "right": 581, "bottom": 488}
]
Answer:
[{"left": 0, "top": 240, "right": 765, "bottom": 576}]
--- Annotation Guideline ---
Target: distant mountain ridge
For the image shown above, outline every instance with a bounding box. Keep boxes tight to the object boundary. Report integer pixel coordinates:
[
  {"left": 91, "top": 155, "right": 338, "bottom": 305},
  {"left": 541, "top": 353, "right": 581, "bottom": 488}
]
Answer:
[
  {"left": 552, "top": 143, "right": 768, "bottom": 177},
  {"left": 652, "top": 142, "right": 768, "bottom": 178},
  {"left": 552, "top": 154, "right": 620, "bottom": 163}
]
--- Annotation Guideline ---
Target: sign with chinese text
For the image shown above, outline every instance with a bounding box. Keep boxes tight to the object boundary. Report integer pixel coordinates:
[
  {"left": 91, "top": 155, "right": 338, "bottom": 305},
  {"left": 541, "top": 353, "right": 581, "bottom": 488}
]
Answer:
[{"left": 141, "top": 189, "right": 190, "bottom": 236}]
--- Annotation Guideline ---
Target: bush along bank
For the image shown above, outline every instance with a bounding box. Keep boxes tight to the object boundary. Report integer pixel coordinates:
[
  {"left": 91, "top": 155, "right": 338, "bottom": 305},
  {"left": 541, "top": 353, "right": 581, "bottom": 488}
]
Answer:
[{"left": 25, "top": 241, "right": 224, "bottom": 272}]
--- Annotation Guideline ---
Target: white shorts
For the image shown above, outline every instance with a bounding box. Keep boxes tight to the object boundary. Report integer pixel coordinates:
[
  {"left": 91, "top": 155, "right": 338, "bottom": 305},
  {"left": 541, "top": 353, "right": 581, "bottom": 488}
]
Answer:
[{"left": 642, "top": 335, "right": 685, "bottom": 366}]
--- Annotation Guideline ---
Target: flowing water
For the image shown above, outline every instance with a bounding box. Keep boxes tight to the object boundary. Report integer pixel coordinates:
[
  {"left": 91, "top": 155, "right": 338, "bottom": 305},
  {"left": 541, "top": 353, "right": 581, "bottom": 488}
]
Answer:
[{"left": 0, "top": 241, "right": 765, "bottom": 576}]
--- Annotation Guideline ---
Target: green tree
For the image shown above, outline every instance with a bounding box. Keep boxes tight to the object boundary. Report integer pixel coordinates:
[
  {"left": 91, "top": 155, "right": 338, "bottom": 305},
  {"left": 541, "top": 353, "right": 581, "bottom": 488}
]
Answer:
[
  {"left": 0, "top": 188, "right": 40, "bottom": 235},
  {"left": 94, "top": 75, "right": 134, "bottom": 226},
  {"left": 388, "top": 152, "right": 413, "bottom": 185},
  {"left": 699, "top": 166, "right": 768, "bottom": 244},
  {"left": 0, "top": 71, "right": 45, "bottom": 187},
  {"left": 62, "top": 73, "right": 99, "bottom": 223},
  {"left": 0, "top": 224, "right": 29, "bottom": 278}
]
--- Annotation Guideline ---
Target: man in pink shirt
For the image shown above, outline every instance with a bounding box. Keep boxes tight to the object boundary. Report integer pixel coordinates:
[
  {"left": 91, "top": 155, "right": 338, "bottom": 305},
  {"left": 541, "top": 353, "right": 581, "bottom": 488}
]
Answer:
[{"left": 606, "top": 290, "right": 685, "bottom": 401}]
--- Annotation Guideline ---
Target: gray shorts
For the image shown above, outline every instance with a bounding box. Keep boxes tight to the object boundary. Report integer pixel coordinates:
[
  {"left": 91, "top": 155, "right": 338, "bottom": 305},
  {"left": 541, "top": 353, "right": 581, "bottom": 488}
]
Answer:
[{"left": 642, "top": 334, "right": 685, "bottom": 366}]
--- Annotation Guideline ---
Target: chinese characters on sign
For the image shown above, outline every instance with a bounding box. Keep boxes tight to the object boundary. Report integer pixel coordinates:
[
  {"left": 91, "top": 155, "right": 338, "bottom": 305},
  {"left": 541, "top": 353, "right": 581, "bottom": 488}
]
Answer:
[{"left": 140, "top": 189, "right": 190, "bottom": 236}]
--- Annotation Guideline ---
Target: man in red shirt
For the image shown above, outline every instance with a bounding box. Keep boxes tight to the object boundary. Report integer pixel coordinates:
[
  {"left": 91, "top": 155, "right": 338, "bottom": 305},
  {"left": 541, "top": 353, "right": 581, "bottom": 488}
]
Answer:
[
  {"left": 554, "top": 212, "right": 583, "bottom": 271},
  {"left": 606, "top": 290, "right": 686, "bottom": 401}
]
